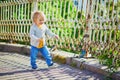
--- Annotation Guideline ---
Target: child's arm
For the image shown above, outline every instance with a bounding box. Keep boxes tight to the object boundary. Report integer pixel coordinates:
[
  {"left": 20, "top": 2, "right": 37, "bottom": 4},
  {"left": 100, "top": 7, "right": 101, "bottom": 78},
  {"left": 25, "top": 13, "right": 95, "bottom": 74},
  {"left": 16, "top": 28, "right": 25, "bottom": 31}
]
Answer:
[
  {"left": 30, "top": 26, "right": 39, "bottom": 41},
  {"left": 45, "top": 25, "right": 57, "bottom": 38}
]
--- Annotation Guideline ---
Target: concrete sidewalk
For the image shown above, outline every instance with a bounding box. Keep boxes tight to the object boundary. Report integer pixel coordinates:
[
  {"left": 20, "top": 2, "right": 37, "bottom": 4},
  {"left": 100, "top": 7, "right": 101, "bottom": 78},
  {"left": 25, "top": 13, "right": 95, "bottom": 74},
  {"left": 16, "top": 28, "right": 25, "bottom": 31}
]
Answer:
[
  {"left": 0, "top": 43, "right": 120, "bottom": 80},
  {"left": 0, "top": 52, "right": 104, "bottom": 80}
]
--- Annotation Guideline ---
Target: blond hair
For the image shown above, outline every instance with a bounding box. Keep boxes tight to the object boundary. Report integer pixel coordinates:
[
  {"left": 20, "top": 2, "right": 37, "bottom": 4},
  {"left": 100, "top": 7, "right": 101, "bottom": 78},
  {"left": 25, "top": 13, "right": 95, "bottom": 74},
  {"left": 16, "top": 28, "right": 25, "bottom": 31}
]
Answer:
[{"left": 32, "top": 11, "right": 46, "bottom": 23}]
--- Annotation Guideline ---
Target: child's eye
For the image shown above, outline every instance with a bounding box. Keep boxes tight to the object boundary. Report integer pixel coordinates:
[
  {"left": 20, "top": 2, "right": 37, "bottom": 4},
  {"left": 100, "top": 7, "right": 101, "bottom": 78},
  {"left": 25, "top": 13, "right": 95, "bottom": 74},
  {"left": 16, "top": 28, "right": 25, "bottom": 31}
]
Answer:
[{"left": 39, "top": 19, "right": 41, "bottom": 21}]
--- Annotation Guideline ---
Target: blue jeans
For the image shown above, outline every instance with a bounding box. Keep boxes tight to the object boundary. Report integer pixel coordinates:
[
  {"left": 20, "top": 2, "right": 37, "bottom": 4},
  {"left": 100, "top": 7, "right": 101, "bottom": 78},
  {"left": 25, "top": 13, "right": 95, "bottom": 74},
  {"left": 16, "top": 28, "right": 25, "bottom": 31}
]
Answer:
[{"left": 30, "top": 46, "right": 53, "bottom": 68}]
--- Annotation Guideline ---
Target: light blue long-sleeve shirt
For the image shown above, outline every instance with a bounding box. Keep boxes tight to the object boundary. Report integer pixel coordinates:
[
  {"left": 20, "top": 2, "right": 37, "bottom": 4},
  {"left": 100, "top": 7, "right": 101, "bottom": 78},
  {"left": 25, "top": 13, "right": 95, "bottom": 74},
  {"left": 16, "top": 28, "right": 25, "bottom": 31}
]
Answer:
[{"left": 29, "top": 23, "right": 56, "bottom": 48}]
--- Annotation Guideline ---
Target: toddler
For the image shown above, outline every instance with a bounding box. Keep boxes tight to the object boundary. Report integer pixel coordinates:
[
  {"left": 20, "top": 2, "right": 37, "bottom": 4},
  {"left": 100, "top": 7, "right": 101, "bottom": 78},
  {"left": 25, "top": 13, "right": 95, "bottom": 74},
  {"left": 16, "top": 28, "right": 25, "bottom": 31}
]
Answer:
[{"left": 29, "top": 11, "right": 58, "bottom": 69}]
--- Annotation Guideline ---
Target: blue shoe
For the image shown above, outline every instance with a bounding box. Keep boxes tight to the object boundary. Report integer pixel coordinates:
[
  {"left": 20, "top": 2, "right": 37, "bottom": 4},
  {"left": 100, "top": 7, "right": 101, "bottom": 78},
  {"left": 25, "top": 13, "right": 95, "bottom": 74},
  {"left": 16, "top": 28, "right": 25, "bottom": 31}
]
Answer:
[
  {"left": 48, "top": 63, "right": 53, "bottom": 67},
  {"left": 79, "top": 50, "right": 86, "bottom": 58},
  {"left": 48, "top": 63, "right": 55, "bottom": 69},
  {"left": 32, "top": 66, "right": 37, "bottom": 69}
]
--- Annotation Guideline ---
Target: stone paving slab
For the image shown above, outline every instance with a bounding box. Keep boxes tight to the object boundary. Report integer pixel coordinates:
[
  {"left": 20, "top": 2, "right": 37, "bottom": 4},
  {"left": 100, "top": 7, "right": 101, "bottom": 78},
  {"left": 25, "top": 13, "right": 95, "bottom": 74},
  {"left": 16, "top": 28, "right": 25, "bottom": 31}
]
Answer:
[{"left": 0, "top": 52, "right": 104, "bottom": 80}]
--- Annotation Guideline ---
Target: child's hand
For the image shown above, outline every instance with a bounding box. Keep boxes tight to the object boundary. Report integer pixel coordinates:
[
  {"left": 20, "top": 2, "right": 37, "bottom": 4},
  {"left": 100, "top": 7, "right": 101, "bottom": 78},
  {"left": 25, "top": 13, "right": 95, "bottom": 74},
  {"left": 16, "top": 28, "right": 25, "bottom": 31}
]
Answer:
[{"left": 55, "top": 35, "right": 59, "bottom": 39}]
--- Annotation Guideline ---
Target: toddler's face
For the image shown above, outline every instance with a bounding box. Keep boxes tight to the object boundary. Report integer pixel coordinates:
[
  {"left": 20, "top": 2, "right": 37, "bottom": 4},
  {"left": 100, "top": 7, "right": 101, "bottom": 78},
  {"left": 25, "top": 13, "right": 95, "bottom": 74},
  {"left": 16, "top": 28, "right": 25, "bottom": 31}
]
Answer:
[{"left": 34, "top": 14, "right": 44, "bottom": 26}]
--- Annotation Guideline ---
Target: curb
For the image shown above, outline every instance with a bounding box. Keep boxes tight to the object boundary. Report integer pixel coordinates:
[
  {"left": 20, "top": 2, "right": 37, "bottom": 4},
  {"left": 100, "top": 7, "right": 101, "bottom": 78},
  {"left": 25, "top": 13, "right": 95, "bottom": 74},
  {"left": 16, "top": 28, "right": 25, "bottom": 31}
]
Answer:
[{"left": 0, "top": 43, "right": 120, "bottom": 80}]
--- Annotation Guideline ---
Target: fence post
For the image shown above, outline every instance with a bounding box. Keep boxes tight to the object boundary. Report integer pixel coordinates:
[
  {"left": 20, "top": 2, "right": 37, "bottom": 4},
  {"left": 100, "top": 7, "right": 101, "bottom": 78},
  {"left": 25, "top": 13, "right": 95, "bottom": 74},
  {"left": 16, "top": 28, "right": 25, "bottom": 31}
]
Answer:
[
  {"left": 31, "top": 0, "right": 38, "bottom": 19},
  {"left": 83, "top": 0, "right": 93, "bottom": 57}
]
